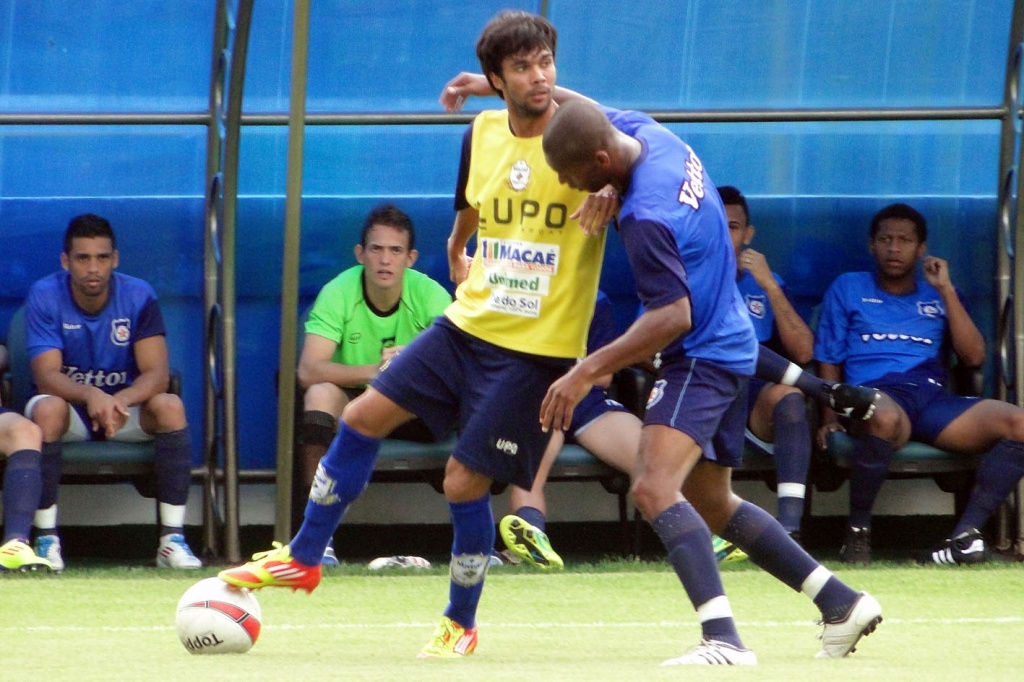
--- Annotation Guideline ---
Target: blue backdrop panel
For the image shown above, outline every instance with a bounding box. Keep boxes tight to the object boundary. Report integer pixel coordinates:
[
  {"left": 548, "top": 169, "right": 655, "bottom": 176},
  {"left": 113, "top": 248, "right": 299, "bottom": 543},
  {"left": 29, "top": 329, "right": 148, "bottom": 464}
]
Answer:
[
  {"left": 550, "top": 0, "right": 1012, "bottom": 109},
  {"left": 0, "top": 0, "right": 214, "bottom": 112}
]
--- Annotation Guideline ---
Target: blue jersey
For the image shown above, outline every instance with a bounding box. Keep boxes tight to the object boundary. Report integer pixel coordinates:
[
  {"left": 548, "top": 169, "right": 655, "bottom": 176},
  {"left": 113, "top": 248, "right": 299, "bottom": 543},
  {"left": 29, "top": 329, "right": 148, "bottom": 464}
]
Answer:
[
  {"left": 605, "top": 107, "right": 757, "bottom": 373},
  {"left": 814, "top": 271, "right": 957, "bottom": 386},
  {"left": 588, "top": 290, "right": 616, "bottom": 353},
  {"left": 736, "top": 270, "right": 785, "bottom": 344},
  {"left": 25, "top": 271, "right": 166, "bottom": 395}
]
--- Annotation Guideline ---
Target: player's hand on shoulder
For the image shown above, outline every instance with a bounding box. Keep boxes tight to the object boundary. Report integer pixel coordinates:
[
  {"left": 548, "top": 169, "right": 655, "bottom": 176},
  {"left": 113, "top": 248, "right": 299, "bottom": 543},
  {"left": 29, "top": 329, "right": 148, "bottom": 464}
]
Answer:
[
  {"left": 572, "top": 185, "right": 620, "bottom": 236},
  {"left": 440, "top": 72, "right": 491, "bottom": 112}
]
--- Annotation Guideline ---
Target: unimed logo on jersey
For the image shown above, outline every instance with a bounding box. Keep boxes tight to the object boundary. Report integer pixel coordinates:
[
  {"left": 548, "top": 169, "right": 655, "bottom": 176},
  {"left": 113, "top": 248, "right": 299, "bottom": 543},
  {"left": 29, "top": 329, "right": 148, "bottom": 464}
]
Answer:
[{"left": 110, "top": 318, "right": 131, "bottom": 346}]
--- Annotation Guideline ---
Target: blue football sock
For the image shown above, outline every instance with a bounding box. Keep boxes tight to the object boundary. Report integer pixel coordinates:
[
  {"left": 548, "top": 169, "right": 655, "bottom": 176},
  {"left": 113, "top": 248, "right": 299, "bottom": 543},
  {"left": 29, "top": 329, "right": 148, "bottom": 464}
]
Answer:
[
  {"left": 955, "top": 439, "right": 1024, "bottom": 535},
  {"left": 848, "top": 434, "right": 893, "bottom": 528},
  {"left": 444, "top": 495, "right": 495, "bottom": 629},
  {"left": 2, "top": 449, "right": 42, "bottom": 542},
  {"left": 513, "top": 505, "right": 546, "bottom": 532},
  {"left": 153, "top": 428, "right": 192, "bottom": 505},
  {"left": 772, "top": 393, "right": 811, "bottom": 531},
  {"left": 290, "top": 423, "right": 380, "bottom": 566},
  {"left": 37, "top": 442, "right": 62, "bottom": 510},
  {"left": 652, "top": 501, "right": 743, "bottom": 648},
  {"left": 720, "top": 501, "right": 858, "bottom": 617}
]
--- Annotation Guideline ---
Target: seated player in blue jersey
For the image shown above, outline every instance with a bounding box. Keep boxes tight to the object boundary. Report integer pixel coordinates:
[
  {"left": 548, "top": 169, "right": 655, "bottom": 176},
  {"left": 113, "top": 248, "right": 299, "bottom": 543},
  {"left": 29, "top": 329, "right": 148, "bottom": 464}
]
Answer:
[
  {"left": 497, "top": 290, "right": 640, "bottom": 569},
  {"left": 22, "top": 214, "right": 201, "bottom": 570},
  {"left": 815, "top": 202, "right": 1024, "bottom": 565},
  {"left": 722, "top": 185, "right": 815, "bottom": 540},
  {"left": 540, "top": 99, "right": 881, "bottom": 664},
  {"left": 1, "top": 346, "right": 51, "bottom": 572},
  {"left": 295, "top": 203, "right": 451, "bottom": 566}
]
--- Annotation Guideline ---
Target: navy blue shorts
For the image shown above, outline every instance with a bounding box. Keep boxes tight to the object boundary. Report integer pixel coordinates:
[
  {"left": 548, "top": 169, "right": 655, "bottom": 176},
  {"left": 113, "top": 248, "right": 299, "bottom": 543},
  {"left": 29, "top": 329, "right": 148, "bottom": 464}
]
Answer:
[
  {"left": 0, "top": 406, "right": 11, "bottom": 416},
  {"left": 746, "top": 376, "right": 768, "bottom": 414},
  {"left": 643, "top": 357, "right": 748, "bottom": 467},
  {"left": 871, "top": 377, "right": 979, "bottom": 443},
  {"left": 566, "top": 387, "right": 628, "bottom": 444},
  {"left": 371, "top": 317, "right": 572, "bottom": 489}
]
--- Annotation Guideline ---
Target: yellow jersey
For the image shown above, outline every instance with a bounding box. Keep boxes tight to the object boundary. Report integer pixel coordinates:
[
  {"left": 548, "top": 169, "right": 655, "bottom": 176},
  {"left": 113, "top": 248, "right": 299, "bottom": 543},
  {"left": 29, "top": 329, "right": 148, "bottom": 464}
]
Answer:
[{"left": 445, "top": 109, "right": 607, "bottom": 359}]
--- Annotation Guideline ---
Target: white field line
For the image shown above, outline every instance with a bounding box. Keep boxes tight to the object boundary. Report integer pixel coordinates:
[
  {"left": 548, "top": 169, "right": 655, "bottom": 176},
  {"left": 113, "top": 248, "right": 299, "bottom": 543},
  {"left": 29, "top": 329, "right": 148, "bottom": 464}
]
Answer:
[{"left": 3, "top": 616, "right": 1023, "bottom": 634}]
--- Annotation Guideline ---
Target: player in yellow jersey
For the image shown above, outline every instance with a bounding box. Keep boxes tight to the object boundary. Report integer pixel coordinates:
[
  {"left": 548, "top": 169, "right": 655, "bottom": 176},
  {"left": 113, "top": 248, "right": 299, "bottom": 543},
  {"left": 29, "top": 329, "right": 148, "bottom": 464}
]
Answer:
[{"left": 219, "top": 10, "right": 618, "bottom": 658}]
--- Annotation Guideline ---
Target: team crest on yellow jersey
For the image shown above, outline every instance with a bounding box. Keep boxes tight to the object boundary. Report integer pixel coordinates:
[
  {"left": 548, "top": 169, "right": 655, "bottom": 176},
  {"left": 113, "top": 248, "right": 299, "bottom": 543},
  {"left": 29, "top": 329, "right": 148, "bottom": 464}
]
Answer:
[{"left": 508, "top": 159, "right": 530, "bottom": 191}]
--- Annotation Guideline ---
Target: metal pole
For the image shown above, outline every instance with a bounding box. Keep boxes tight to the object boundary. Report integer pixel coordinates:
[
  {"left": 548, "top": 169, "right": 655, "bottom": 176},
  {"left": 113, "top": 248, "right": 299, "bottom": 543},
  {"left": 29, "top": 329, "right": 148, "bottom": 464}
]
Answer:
[
  {"left": 275, "top": 0, "right": 311, "bottom": 543},
  {"left": 217, "top": 0, "right": 255, "bottom": 563}
]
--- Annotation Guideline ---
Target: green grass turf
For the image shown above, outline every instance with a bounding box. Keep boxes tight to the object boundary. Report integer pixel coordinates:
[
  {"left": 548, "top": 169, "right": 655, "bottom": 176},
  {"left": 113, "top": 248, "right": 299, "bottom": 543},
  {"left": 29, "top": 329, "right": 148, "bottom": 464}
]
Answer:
[{"left": 2, "top": 559, "right": 1022, "bottom": 681}]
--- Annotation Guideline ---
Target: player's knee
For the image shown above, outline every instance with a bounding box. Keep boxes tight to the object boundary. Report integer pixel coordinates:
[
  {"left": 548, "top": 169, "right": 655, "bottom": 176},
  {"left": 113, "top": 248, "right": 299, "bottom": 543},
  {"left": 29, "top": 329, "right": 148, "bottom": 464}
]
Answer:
[
  {"left": 863, "top": 402, "right": 902, "bottom": 439},
  {"left": 28, "top": 396, "right": 69, "bottom": 439},
  {"left": 631, "top": 474, "right": 672, "bottom": 520},
  {"left": 303, "top": 382, "right": 345, "bottom": 415},
  {"left": 3, "top": 413, "right": 42, "bottom": 449},
  {"left": 144, "top": 393, "right": 187, "bottom": 430}
]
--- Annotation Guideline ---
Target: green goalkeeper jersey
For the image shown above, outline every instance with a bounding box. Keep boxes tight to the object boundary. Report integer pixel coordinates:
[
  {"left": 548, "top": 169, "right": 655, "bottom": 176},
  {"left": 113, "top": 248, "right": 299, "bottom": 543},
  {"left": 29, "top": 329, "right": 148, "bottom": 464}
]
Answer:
[{"left": 304, "top": 265, "right": 451, "bottom": 386}]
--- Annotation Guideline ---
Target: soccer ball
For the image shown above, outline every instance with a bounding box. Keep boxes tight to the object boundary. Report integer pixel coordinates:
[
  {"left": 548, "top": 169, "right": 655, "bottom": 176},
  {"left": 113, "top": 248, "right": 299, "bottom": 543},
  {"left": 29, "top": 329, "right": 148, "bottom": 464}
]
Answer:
[{"left": 175, "top": 577, "right": 262, "bottom": 655}]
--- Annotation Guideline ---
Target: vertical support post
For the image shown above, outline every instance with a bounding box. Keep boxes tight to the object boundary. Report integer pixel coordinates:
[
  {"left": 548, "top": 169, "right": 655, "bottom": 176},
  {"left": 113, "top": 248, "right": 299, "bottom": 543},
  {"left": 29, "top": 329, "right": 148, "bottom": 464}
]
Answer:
[{"left": 275, "top": 0, "right": 311, "bottom": 543}]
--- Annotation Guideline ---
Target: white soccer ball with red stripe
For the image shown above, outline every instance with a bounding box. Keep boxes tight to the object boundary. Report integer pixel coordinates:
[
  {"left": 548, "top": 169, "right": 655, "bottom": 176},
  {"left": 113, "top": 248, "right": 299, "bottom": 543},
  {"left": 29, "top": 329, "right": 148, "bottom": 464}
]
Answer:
[{"left": 176, "top": 577, "right": 262, "bottom": 654}]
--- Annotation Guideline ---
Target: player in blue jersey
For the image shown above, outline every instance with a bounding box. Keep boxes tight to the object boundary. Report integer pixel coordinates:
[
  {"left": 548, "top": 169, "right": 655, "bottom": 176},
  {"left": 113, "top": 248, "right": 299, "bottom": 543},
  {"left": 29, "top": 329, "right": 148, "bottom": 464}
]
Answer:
[
  {"left": 22, "top": 213, "right": 201, "bottom": 570},
  {"left": 722, "top": 185, "right": 815, "bottom": 540},
  {"left": 815, "top": 202, "right": 1024, "bottom": 565},
  {"left": 540, "top": 99, "right": 881, "bottom": 665}
]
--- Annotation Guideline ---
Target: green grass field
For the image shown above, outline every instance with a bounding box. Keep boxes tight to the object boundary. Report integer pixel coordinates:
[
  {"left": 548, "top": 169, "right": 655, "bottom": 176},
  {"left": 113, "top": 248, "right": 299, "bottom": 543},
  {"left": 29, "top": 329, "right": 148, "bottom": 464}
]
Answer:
[{"left": 2, "top": 559, "right": 1022, "bottom": 681}]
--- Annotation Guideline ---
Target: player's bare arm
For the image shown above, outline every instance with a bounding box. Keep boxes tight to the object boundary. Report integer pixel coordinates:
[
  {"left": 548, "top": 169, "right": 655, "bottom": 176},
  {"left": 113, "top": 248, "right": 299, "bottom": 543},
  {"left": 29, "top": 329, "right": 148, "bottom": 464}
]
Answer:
[
  {"left": 116, "top": 334, "right": 171, "bottom": 407},
  {"left": 297, "top": 333, "right": 381, "bottom": 389},
  {"left": 541, "top": 297, "right": 692, "bottom": 433},
  {"left": 742, "top": 249, "right": 813, "bottom": 364},
  {"left": 447, "top": 208, "right": 478, "bottom": 286},
  {"left": 923, "top": 255, "right": 985, "bottom": 368},
  {"left": 440, "top": 72, "right": 494, "bottom": 112}
]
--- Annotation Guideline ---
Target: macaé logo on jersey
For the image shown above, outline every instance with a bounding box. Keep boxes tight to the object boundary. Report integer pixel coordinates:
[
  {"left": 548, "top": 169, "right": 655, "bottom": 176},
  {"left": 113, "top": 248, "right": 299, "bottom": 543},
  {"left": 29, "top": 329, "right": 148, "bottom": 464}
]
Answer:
[
  {"left": 110, "top": 318, "right": 131, "bottom": 346},
  {"left": 508, "top": 159, "right": 530, "bottom": 191},
  {"left": 745, "top": 294, "right": 767, "bottom": 319},
  {"left": 677, "top": 145, "right": 706, "bottom": 210},
  {"left": 479, "top": 239, "right": 559, "bottom": 274}
]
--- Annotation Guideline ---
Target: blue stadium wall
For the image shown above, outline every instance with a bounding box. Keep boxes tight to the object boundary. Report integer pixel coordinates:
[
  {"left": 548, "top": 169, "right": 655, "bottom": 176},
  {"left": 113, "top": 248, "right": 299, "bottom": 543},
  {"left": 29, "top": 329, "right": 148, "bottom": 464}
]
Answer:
[{"left": 0, "top": 0, "right": 1013, "bottom": 471}]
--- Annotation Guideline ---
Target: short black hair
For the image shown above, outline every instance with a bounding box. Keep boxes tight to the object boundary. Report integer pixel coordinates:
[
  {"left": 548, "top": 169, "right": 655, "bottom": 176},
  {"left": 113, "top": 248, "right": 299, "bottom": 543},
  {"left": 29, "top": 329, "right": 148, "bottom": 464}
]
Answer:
[
  {"left": 717, "top": 185, "right": 749, "bottom": 223},
  {"left": 360, "top": 203, "right": 415, "bottom": 251},
  {"left": 476, "top": 11, "right": 557, "bottom": 101},
  {"left": 64, "top": 213, "right": 116, "bottom": 254},
  {"left": 870, "top": 203, "right": 927, "bottom": 242}
]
